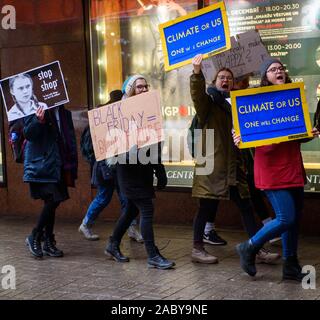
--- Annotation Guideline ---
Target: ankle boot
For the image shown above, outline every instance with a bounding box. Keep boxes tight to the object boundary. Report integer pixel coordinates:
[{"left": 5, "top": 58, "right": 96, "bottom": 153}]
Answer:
[
  {"left": 283, "top": 256, "right": 305, "bottom": 281},
  {"left": 105, "top": 237, "right": 129, "bottom": 262},
  {"left": 43, "top": 234, "right": 64, "bottom": 257},
  {"left": 25, "top": 229, "right": 43, "bottom": 258},
  {"left": 147, "top": 245, "right": 175, "bottom": 270},
  {"left": 236, "top": 240, "right": 258, "bottom": 276}
]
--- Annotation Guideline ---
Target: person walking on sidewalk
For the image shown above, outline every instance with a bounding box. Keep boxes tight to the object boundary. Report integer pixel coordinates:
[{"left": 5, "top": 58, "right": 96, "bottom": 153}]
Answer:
[
  {"left": 24, "top": 104, "right": 78, "bottom": 258},
  {"left": 105, "top": 74, "right": 175, "bottom": 269},
  {"left": 234, "top": 58, "right": 320, "bottom": 280},
  {"left": 79, "top": 90, "right": 143, "bottom": 242},
  {"left": 189, "top": 54, "right": 280, "bottom": 264}
]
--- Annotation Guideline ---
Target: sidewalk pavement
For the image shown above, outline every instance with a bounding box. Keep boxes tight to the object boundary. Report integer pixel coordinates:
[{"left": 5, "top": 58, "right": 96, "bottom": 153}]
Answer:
[{"left": 0, "top": 215, "right": 319, "bottom": 300}]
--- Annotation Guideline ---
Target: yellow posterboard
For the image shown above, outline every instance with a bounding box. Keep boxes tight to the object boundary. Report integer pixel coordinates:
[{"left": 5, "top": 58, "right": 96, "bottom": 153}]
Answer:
[
  {"left": 231, "top": 82, "right": 313, "bottom": 148},
  {"left": 159, "top": 2, "right": 231, "bottom": 71}
]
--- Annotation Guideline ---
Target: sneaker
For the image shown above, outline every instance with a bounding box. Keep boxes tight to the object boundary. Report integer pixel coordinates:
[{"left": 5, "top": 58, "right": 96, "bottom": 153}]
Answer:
[
  {"left": 256, "top": 247, "right": 281, "bottom": 264},
  {"left": 79, "top": 223, "right": 99, "bottom": 241},
  {"left": 203, "top": 229, "right": 227, "bottom": 245},
  {"left": 127, "top": 225, "right": 143, "bottom": 243},
  {"left": 191, "top": 248, "right": 218, "bottom": 264}
]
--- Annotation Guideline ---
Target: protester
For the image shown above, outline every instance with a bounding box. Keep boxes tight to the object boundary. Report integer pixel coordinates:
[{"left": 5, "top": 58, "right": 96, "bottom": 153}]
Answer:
[
  {"left": 314, "top": 98, "right": 320, "bottom": 130},
  {"left": 24, "top": 104, "right": 78, "bottom": 258},
  {"left": 234, "top": 74, "right": 281, "bottom": 245},
  {"left": 190, "top": 54, "right": 280, "bottom": 264},
  {"left": 234, "top": 58, "right": 320, "bottom": 280},
  {"left": 7, "top": 73, "right": 48, "bottom": 121},
  {"left": 79, "top": 90, "right": 143, "bottom": 242},
  {"left": 105, "top": 75, "right": 175, "bottom": 269}
]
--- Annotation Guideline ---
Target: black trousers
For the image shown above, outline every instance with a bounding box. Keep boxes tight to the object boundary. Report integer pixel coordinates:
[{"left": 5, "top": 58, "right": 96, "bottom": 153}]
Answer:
[
  {"left": 111, "top": 198, "right": 157, "bottom": 257},
  {"left": 193, "top": 186, "right": 258, "bottom": 246},
  {"left": 34, "top": 198, "right": 61, "bottom": 236}
]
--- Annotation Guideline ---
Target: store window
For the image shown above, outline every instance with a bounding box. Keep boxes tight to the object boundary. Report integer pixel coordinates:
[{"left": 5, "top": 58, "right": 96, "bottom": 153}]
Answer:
[
  {"left": 89, "top": 0, "right": 320, "bottom": 191},
  {"left": 89, "top": 0, "right": 198, "bottom": 187},
  {"left": 208, "top": 0, "right": 320, "bottom": 192}
]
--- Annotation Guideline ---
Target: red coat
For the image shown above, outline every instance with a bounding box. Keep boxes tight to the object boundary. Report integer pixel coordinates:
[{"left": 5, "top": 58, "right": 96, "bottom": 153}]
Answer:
[{"left": 254, "top": 141, "right": 306, "bottom": 190}]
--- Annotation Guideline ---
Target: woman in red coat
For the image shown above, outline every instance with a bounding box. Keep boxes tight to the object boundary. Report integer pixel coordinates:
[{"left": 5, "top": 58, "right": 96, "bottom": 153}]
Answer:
[{"left": 234, "top": 58, "right": 319, "bottom": 281}]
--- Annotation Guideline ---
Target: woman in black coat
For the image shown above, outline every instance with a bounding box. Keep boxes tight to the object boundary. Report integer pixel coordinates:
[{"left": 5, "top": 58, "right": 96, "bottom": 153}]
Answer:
[
  {"left": 23, "top": 105, "right": 78, "bottom": 258},
  {"left": 105, "top": 74, "right": 174, "bottom": 269}
]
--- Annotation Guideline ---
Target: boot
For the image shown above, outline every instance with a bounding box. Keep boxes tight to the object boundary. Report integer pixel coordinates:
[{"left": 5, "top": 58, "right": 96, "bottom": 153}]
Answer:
[
  {"left": 236, "top": 240, "right": 258, "bottom": 276},
  {"left": 147, "top": 246, "right": 175, "bottom": 270},
  {"left": 191, "top": 248, "right": 218, "bottom": 264},
  {"left": 43, "top": 234, "right": 64, "bottom": 257},
  {"left": 282, "top": 256, "right": 306, "bottom": 281},
  {"left": 105, "top": 237, "right": 129, "bottom": 262},
  {"left": 154, "top": 246, "right": 176, "bottom": 267},
  {"left": 25, "top": 229, "right": 43, "bottom": 258}
]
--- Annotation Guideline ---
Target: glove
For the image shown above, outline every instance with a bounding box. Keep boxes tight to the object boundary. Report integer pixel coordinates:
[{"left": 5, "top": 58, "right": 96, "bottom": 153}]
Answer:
[{"left": 154, "top": 164, "right": 167, "bottom": 190}]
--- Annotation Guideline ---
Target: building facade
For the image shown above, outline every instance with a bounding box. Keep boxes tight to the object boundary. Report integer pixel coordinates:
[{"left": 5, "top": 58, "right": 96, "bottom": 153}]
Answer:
[{"left": 0, "top": 0, "right": 320, "bottom": 233}]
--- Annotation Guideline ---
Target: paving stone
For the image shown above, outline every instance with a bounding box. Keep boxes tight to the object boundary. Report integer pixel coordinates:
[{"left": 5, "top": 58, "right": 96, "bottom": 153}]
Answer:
[{"left": 0, "top": 216, "right": 319, "bottom": 300}]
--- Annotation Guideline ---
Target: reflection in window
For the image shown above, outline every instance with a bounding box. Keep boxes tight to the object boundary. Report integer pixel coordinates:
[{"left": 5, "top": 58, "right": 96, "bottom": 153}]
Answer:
[
  {"left": 89, "top": 1, "right": 198, "bottom": 187},
  {"left": 209, "top": 0, "right": 320, "bottom": 192}
]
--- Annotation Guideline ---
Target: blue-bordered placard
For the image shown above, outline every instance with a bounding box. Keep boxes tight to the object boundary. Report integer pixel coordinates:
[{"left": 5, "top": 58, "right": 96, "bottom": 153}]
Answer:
[
  {"left": 159, "top": 2, "right": 230, "bottom": 71},
  {"left": 231, "top": 82, "right": 313, "bottom": 148}
]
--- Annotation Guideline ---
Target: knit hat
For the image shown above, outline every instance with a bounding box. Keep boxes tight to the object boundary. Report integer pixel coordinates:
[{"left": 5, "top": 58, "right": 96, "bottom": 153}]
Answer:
[
  {"left": 259, "top": 58, "right": 283, "bottom": 78},
  {"left": 109, "top": 90, "right": 123, "bottom": 103},
  {"left": 121, "top": 74, "right": 146, "bottom": 97}
]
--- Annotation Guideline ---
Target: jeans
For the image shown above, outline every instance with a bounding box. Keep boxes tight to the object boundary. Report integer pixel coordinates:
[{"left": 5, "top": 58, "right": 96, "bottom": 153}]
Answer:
[
  {"left": 83, "top": 180, "right": 137, "bottom": 227},
  {"left": 251, "top": 187, "right": 304, "bottom": 258},
  {"left": 111, "top": 198, "right": 156, "bottom": 257},
  {"left": 247, "top": 174, "right": 270, "bottom": 221},
  {"left": 194, "top": 186, "right": 258, "bottom": 245}
]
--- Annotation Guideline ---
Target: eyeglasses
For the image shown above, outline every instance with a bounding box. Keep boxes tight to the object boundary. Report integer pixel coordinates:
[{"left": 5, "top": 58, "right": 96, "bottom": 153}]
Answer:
[
  {"left": 267, "top": 66, "right": 286, "bottom": 73},
  {"left": 217, "top": 75, "right": 233, "bottom": 81},
  {"left": 136, "top": 84, "right": 150, "bottom": 90}
]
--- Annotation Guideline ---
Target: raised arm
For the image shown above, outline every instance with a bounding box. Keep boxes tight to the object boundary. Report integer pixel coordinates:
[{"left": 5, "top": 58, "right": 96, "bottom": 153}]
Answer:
[{"left": 190, "top": 54, "right": 212, "bottom": 125}]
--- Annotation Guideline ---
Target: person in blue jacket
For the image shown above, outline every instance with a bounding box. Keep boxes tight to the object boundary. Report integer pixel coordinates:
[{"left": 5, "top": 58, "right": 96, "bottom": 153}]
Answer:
[{"left": 24, "top": 104, "right": 78, "bottom": 258}]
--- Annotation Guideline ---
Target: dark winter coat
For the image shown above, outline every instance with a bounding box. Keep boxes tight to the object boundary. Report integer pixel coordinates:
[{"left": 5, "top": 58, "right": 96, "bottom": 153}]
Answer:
[
  {"left": 116, "top": 143, "right": 167, "bottom": 199},
  {"left": 23, "top": 108, "right": 77, "bottom": 184},
  {"left": 91, "top": 160, "right": 115, "bottom": 186},
  {"left": 190, "top": 72, "right": 250, "bottom": 200}
]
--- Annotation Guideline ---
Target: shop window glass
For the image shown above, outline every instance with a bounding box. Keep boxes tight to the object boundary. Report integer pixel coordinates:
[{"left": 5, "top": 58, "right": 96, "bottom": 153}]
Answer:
[
  {"left": 89, "top": 0, "right": 320, "bottom": 191},
  {"left": 89, "top": 0, "right": 198, "bottom": 188},
  {"left": 208, "top": 0, "right": 320, "bottom": 192}
]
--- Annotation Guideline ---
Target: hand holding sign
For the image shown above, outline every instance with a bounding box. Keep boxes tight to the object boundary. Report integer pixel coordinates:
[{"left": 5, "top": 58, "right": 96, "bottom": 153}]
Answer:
[
  {"left": 192, "top": 54, "right": 203, "bottom": 74},
  {"left": 231, "top": 82, "right": 313, "bottom": 148},
  {"left": 35, "top": 106, "right": 45, "bottom": 124}
]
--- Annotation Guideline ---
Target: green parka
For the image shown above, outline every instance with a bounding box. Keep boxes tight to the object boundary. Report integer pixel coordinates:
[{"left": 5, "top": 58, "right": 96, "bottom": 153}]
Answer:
[{"left": 190, "top": 72, "right": 250, "bottom": 200}]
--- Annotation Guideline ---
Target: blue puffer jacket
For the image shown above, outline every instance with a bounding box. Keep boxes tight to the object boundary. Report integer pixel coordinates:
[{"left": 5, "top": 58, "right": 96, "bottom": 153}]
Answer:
[{"left": 23, "top": 109, "right": 76, "bottom": 183}]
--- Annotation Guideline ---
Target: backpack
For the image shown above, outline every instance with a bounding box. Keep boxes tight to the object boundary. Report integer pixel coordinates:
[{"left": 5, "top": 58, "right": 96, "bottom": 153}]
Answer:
[
  {"left": 187, "top": 115, "right": 205, "bottom": 158},
  {"left": 8, "top": 119, "right": 26, "bottom": 163},
  {"left": 80, "top": 125, "right": 95, "bottom": 164}
]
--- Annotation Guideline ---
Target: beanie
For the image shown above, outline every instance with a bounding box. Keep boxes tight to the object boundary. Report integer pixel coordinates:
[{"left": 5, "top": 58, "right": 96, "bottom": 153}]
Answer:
[
  {"left": 121, "top": 74, "right": 146, "bottom": 97},
  {"left": 259, "top": 58, "right": 283, "bottom": 78}
]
